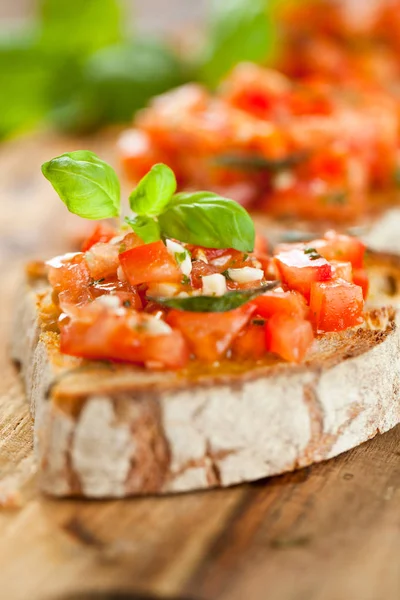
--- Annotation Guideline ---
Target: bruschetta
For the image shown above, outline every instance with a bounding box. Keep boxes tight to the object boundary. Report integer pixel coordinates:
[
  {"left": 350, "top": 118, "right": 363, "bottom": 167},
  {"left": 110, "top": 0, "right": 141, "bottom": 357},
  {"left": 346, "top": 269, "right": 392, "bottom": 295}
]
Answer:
[{"left": 11, "top": 154, "right": 400, "bottom": 498}]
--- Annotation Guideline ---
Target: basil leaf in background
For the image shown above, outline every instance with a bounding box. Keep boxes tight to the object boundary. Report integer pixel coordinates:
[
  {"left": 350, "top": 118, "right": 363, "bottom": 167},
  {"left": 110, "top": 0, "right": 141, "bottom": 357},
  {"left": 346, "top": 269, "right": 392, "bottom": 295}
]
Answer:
[
  {"left": 41, "top": 151, "right": 120, "bottom": 219},
  {"left": 158, "top": 192, "right": 256, "bottom": 252},
  {"left": 198, "top": 0, "right": 278, "bottom": 87},
  {"left": 0, "top": 29, "right": 50, "bottom": 139},
  {"left": 75, "top": 40, "right": 187, "bottom": 128},
  {"left": 214, "top": 152, "right": 308, "bottom": 172},
  {"left": 150, "top": 282, "right": 280, "bottom": 313},
  {"left": 125, "top": 215, "right": 161, "bottom": 244},
  {"left": 39, "top": 0, "right": 122, "bottom": 58},
  {"left": 129, "top": 164, "right": 176, "bottom": 216}
]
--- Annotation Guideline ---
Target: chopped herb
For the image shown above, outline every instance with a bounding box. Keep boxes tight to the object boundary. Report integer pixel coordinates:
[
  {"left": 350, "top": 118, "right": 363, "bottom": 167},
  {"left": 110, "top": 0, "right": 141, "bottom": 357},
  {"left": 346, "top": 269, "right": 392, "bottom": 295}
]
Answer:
[
  {"left": 89, "top": 277, "right": 106, "bottom": 286},
  {"left": 243, "top": 254, "right": 249, "bottom": 261},
  {"left": 252, "top": 318, "right": 266, "bottom": 326},
  {"left": 304, "top": 247, "right": 322, "bottom": 261},
  {"left": 119, "top": 242, "right": 126, "bottom": 253},
  {"left": 123, "top": 300, "right": 131, "bottom": 308},
  {"left": 321, "top": 191, "right": 348, "bottom": 205},
  {"left": 181, "top": 274, "right": 190, "bottom": 285},
  {"left": 221, "top": 269, "right": 233, "bottom": 280},
  {"left": 176, "top": 251, "right": 188, "bottom": 264}
]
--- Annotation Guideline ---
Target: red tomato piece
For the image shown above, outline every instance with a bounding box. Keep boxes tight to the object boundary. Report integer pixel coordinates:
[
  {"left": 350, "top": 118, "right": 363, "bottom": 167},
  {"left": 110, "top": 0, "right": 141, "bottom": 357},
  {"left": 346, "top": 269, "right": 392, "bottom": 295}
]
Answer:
[
  {"left": 119, "top": 241, "right": 181, "bottom": 286},
  {"left": 81, "top": 223, "right": 116, "bottom": 252},
  {"left": 167, "top": 304, "right": 256, "bottom": 362},
  {"left": 251, "top": 290, "right": 309, "bottom": 319},
  {"left": 47, "top": 252, "right": 92, "bottom": 305},
  {"left": 60, "top": 307, "right": 189, "bottom": 369},
  {"left": 275, "top": 249, "right": 332, "bottom": 298},
  {"left": 190, "top": 260, "right": 220, "bottom": 288},
  {"left": 313, "top": 231, "right": 365, "bottom": 268},
  {"left": 310, "top": 280, "right": 364, "bottom": 332},
  {"left": 352, "top": 268, "right": 369, "bottom": 299},
  {"left": 85, "top": 242, "right": 120, "bottom": 280},
  {"left": 232, "top": 323, "right": 266, "bottom": 360},
  {"left": 330, "top": 260, "right": 353, "bottom": 282},
  {"left": 265, "top": 313, "right": 314, "bottom": 363}
]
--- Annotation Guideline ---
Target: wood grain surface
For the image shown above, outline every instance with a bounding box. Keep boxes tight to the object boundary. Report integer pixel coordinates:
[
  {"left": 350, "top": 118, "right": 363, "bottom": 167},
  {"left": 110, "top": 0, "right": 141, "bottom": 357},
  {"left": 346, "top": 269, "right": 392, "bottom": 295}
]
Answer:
[{"left": 1, "top": 132, "right": 400, "bottom": 600}]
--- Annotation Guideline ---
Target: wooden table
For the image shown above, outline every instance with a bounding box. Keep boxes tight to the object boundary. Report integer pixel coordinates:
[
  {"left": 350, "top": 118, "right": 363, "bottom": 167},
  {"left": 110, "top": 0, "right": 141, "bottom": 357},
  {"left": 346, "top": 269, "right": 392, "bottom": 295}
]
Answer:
[{"left": 1, "top": 133, "right": 400, "bottom": 600}]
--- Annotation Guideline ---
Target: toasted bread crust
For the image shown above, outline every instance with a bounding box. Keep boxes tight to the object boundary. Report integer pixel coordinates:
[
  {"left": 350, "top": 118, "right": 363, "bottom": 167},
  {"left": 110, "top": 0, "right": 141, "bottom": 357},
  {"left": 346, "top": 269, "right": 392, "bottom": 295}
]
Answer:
[{"left": 11, "top": 254, "right": 400, "bottom": 498}]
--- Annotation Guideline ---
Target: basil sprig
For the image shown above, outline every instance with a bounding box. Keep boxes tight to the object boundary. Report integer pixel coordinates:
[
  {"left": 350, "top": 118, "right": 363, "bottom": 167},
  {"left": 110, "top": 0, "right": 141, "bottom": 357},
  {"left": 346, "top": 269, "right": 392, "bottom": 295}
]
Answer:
[
  {"left": 125, "top": 215, "right": 161, "bottom": 244},
  {"left": 41, "top": 154, "right": 256, "bottom": 252},
  {"left": 158, "top": 192, "right": 255, "bottom": 252},
  {"left": 150, "top": 282, "right": 280, "bottom": 313},
  {"left": 129, "top": 163, "right": 176, "bottom": 216},
  {"left": 41, "top": 150, "right": 120, "bottom": 219}
]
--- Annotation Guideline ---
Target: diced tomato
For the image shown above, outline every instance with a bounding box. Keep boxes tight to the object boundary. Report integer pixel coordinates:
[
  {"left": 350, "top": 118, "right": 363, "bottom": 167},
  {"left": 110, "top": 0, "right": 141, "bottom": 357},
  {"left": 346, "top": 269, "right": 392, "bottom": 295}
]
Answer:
[
  {"left": 119, "top": 129, "right": 164, "bottom": 181},
  {"left": 119, "top": 241, "right": 181, "bottom": 286},
  {"left": 330, "top": 260, "right": 353, "bottom": 282},
  {"left": 85, "top": 242, "right": 120, "bottom": 280},
  {"left": 60, "top": 306, "right": 189, "bottom": 369},
  {"left": 265, "top": 313, "right": 314, "bottom": 363},
  {"left": 190, "top": 260, "right": 219, "bottom": 288},
  {"left": 310, "top": 280, "right": 364, "bottom": 332},
  {"left": 254, "top": 231, "right": 270, "bottom": 255},
  {"left": 81, "top": 223, "right": 116, "bottom": 253},
  {"left": 167, "top": 304, "right": 256, "bottom": 362},
  {"left": 119, "top": 232, "right": 145, "bottom": 253},
  {"left": 275, "top": 249, "right": 332, "bottom": 298},
  {"left": 47, "top": 253, "right": 92, "bottom": 305},
  {"left": 251, "top": 290, "right": 309, "bottom": 319},
  {"left": 232, "top": 323, "right": 266, "bottom": 360},
  {"left": 313, "top": 231, "right": 366, "bottom": 268},
  {"left": 352, "top": 268, "right": 369, "bottom": 299}
]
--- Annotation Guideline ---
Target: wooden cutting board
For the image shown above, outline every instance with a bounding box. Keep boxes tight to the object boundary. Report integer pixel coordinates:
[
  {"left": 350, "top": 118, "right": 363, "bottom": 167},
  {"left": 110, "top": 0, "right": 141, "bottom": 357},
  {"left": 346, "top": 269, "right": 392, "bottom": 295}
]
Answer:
[{"left": 1, "top": 132, "right": 400, "bottom": 600}]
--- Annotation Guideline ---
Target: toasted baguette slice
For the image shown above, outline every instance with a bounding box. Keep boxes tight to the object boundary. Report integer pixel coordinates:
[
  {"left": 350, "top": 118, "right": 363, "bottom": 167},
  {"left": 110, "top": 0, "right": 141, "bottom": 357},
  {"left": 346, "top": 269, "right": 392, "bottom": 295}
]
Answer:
[{"left": 11, "top": 252, "right": 400, "bottom": 498}]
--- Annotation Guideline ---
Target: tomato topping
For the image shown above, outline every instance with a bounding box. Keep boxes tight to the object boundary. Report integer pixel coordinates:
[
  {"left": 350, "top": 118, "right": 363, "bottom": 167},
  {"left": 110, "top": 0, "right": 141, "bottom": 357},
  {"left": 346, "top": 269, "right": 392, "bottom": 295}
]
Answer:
[
  {"left": 310, "top": 280, "right": 364, "bottom": 332},
  {"left": 232, "top": 322, "right": 266, "bottom": 360},
  {"left": 85, "top": 242, "right": 120, "bottom": 280},
  {"left": 251, "top": 289, "right": 309, "bottom": 319},
  {"left": 60, "top": 306, "right": 189, "bottom": 369},
  {"left": 330, "top": 260, "right": 353, "bottom": 282},
  {"left": 81, "top": 223, "right": 116, "bottom": 252},
  {"left": 167, "top": 304, "right": 256, "bottom": 362},
  {"left": 313, "top": 231, "right": 365, "bottom": 268},
  {"left": 265, "top": 313, "right": 314, "bottom": 363},
  {"left": 119, "top": 241, "right": 182, "bottom": 287},
  {"left": 352, "top": 268, "right": 369, "bottom": 299},
  {"left": 275, "top": 249, "right": 332, "bottom": 298},
  {"left": 47, "top": 253, "right": 92, "bottom": 305}
]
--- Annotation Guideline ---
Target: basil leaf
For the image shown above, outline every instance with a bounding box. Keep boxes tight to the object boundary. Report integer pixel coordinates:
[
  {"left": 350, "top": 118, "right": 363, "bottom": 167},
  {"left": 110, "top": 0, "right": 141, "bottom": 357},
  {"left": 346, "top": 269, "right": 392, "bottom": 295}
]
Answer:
[
  {"left": 150, "top": 282, "right": 280, "bottom": 313},
  {"left": 129, "top": 163, "right": 176, "bottom": 216},
  {"left": 214, "top": 152, "right": 308, "bottom": 172},
  {"left": 158, "top": 192, "right": 255, "bottom": 252},
  {"left": 199, "top": 0, "right": 277, "bottom": 87},
  {"left": 125, "top": 215, "right": 161, "bottom": 244},
  {"left": 0, "top": 29, "right": 50, "bottom": 139},
  {"left": 39, "top": 0, "right": 122, "bottom": 58},
  {"left": 80, "top": 40, "right": 187, "bottom": 127},
  {"left": 41, "top": 150, "right": 120, "bottom": 219}
]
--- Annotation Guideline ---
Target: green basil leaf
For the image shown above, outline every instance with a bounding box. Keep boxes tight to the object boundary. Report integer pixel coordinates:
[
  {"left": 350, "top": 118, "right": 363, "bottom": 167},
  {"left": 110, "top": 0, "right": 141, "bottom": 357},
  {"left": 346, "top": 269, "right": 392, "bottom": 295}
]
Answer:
[
  {"left": 214, "top": 152, "right": 308, "bottom": 172},
  {"left": 41, "top": 150, "right": 120, "bottom": 219},
  {"left": 158, "top": 192, "right": 255, "bottom": 252},
  {"left": 125, "top": 215, "right": 161, "bottom": 244},
  {"left": 129, "top": 163, "right": 177, "bottom": 216},
  {"left": 149, "top": 281, "right": 280, "bottom": 313},
  {"left": 80, "top": 40, "right": 187, "bottom": 127},
  {"left": 199, "top": 0, "right": 278, "bottom": 87},
  {"left": 39, "top": 0, "right": 122, "bottom": 58}
]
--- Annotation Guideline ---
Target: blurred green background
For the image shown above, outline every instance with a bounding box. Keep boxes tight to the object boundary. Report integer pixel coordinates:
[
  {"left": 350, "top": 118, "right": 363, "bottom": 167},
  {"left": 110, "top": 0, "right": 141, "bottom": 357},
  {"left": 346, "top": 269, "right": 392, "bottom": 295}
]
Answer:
[{"left": 0, "top": 0, "right": 280, "bottom": 140}]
